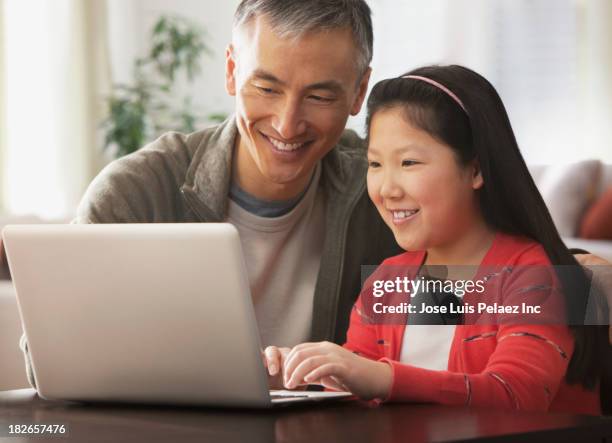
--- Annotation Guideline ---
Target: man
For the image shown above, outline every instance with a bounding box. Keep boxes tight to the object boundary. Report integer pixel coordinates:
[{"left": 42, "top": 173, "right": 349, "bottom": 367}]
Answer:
[
  {"left": 19, "top": 0, "right": 401, "bottom": 388},
  {"left": 19, "top": 0, "right": 611, "bottom": 388}
]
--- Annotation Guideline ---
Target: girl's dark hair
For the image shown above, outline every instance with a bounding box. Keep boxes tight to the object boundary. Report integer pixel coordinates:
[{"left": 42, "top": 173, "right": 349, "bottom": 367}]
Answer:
[{"left": 366, "top": 65, "right": 609, "bottom": 390}]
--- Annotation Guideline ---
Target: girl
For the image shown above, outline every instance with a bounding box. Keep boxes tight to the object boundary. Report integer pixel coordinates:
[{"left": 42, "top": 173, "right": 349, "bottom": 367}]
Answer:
[{"left": 267, "top": 65, "right": 608, "bottom": 414}]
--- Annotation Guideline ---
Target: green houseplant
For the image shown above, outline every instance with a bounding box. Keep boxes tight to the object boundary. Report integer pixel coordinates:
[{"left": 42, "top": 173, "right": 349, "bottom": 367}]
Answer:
[{"left": 102, "top": 15, "right": 225, "bottom": 158}]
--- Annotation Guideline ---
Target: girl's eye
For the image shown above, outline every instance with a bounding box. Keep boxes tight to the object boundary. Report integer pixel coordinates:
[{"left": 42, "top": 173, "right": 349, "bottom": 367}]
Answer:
[
  {"left": 402, "top": 160, "right": 418, "bottom": 167},
  {"left": 368, "top": 161, "right": 381, "bottom": 168}
]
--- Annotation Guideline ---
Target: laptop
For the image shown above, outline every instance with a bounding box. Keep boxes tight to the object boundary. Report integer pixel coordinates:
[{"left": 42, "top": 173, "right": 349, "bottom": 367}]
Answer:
[{"left": 2, "top": 223, "right": 352, "bottom": 407}]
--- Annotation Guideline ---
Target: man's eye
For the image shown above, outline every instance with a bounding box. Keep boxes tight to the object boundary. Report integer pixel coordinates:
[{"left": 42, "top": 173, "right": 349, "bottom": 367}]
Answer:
[
  {"left": 368, "top": 161, "right": 381, "bottom": 168},
  {"left": 309, "top": 95, "right": 334, "bottom": 103},
  {"left": 402, "top": 160, "right": 418, "bottom": 167},
  {"left": 256, "top": 86, "right": 276, "bottom": 94}
]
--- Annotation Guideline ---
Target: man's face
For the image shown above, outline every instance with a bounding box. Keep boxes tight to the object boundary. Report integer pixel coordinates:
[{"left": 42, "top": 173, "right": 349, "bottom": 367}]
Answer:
[{"left": 226, "top": 15, "right": 370, "bottom": 199}]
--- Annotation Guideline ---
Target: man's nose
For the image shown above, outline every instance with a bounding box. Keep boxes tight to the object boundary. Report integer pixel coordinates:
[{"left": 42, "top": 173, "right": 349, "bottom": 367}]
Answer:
[{"left": 273, "top": 97, "right": 307, "bottom": 140}]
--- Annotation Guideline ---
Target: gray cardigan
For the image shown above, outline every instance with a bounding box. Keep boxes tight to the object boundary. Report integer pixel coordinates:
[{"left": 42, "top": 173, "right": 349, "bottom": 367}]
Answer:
[{"left": 22, "top": 117, "right": 401, "bottom": 387}]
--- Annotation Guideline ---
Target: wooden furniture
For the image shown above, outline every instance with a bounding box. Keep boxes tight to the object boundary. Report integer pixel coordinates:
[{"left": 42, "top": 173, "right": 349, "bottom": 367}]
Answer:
[{"left": 1, "top": 389, "right": 610, "bottom": 442}]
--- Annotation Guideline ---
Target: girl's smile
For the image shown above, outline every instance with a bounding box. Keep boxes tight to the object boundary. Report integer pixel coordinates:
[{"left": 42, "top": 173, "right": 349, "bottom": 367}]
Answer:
[
  {"left": 388, "top": 208, "right": 420, "bottom": 226},
  {"left": 367, "top": 106, "right": 486, "bottom": 261}
]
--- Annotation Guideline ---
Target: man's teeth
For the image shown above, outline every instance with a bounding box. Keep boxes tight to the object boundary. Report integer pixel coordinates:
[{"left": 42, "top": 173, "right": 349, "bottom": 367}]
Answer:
[
  {"left": 392, "top": 210, "right": 418, "bottom": 219},
  {"left": 268, "top": 136, "right": 305, "bottom": 151}
]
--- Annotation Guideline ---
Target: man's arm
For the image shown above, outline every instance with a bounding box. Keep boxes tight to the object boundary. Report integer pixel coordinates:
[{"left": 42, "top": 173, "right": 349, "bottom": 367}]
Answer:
[
  {"left": 573, "top": 253, "right": 612, "bottom": 344},
  {"left": 75, "top": 133, "right": 192, "bottom": 224}
]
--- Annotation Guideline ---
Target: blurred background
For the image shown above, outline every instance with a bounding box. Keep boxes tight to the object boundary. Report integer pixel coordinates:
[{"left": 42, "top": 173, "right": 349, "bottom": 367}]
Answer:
[{"left": 0, "top": 0, "right": 611, "bottom": 220}]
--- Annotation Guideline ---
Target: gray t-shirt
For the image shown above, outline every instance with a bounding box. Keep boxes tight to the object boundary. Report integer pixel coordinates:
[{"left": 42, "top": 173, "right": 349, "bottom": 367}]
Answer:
[{"left": 226, "top": 165, "right": 325, "bottom": 347}]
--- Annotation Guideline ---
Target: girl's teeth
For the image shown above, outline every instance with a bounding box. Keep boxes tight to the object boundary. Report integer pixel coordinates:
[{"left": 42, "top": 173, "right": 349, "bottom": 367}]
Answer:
[{"left": 393, "top": 210, "right": 417, "bottom": 219}]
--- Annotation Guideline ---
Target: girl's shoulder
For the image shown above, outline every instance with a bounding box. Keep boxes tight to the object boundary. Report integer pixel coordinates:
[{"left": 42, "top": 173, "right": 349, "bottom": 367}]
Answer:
[
  {"left": 378, "top": 232, "right": 552, "bottom": 267},
  {"left": 380, "top": 250, "right": 425, "bottom": 267},
  {"left": 484, "top": 232, "right": 552, "bottom": 267}
]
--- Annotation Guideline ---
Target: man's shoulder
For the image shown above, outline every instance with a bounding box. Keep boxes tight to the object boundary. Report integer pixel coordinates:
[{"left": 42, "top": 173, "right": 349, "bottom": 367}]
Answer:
[
  {"left": 320, "top": 128, "right": 366, "bottom": 178},
  {"left": 110, "top": 123, "right": 224, "bottom": 175},
  {"left": 87, "top": 131, "right": 197, "bottom": 198},
  {"left": 76, "top": 121, "right": 233, "bottom": 223},
  {"left": 337, "top": 128, "right": 366, "bottom": 153},
  {"left": 115, "top": 131, "right": 193, "bottom": 171}
]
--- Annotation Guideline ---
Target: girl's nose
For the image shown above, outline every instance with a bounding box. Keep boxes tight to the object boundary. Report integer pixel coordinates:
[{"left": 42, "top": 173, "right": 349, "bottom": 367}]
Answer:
[{"left": 379, "top": 171, "right": 404, "bottom": 199}]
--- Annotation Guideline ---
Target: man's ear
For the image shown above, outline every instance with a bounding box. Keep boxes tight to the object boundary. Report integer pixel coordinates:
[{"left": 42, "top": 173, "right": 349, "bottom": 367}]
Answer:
[
  {"left": 350, "top": 67, "right": 372, "bottom": 116},
  {"left": 225, "top": 44, "right": 237, "bottom": 96},
  {"left": 471, "top": 160, "right": 484, "bottom": 190}
]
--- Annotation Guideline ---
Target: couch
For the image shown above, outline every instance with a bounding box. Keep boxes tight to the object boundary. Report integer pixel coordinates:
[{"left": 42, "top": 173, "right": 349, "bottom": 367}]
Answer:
[{"left": 529, "top": 161, "right": 612, "bottom": 262}]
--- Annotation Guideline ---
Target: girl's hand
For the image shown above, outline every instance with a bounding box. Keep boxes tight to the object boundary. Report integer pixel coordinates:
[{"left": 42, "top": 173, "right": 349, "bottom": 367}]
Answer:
[
  {"left": 264, "top": 346, "right": 290, "bottom": 376},
  {"left": 282, "top": 341, "right": 393, "bottom": 400},
  {"left": 263, "top": 346, "right": 291, "bottom": 389}
]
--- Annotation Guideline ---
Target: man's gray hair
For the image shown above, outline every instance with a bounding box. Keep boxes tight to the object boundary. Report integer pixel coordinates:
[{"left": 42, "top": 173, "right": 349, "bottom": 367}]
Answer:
[{"left": 233, "top": 0, "right": 373, "bottom": 77}]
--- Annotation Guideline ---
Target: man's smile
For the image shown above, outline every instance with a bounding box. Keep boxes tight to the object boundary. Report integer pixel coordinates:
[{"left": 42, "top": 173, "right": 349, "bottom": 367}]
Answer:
[{"left": 260, "top": 131, "right": 314, "bottom": 155}]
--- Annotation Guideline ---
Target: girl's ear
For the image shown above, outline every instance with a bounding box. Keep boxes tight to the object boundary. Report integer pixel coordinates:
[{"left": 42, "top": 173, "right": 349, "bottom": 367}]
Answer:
[{"left": 471, "top": 160, "right": 484, "bottom": 190}]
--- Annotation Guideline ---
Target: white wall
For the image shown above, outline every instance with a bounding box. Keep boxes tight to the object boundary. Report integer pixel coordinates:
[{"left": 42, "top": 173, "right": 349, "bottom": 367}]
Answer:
[
  {"left": 582, "top": 0, "right": 612, "bottom": 163},
  {"left": 100, "top": 0, "right": 612, "bottom": 165},
  {"left": 2, "top": 1, "right": 610, "bottom": 218},
  {"left": 106, "top": 0, "right": 239, "bottom": 124},
  {"left": 2, "top": 0, "right": 95, "bottom": 218},
  {"left": 347, "top": 0, "right": 453, "bottom": 135},
  {"left": 0, "top": 0, "right": 6, "bottom": 213},
  {"left": 444, "top": 0, "right": 583, "bottom": 164}
]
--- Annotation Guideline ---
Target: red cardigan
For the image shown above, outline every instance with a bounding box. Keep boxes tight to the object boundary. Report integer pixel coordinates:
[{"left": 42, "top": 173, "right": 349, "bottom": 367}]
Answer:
[{"left": 344, "top": 233, "right": 601, "bottom": 414}]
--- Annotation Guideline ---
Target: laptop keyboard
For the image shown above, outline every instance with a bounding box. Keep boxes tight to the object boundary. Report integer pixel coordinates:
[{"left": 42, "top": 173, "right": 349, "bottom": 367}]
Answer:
[{"left": 270, "top": 393, "right": 310, "bottom": 399}]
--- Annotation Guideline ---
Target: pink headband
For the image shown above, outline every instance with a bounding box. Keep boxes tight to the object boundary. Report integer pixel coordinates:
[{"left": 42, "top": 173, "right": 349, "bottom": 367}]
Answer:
[{"left": 401, "top": 75, "right": 467, "bottom": 113}]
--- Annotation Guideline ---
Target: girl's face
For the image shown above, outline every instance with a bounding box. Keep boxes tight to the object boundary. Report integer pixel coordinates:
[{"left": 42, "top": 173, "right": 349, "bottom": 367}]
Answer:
[{"left": 367, "top": 106, "right": 484, "bottom": 252}]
